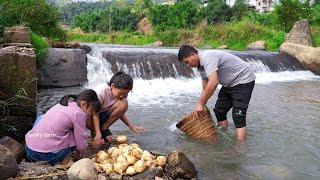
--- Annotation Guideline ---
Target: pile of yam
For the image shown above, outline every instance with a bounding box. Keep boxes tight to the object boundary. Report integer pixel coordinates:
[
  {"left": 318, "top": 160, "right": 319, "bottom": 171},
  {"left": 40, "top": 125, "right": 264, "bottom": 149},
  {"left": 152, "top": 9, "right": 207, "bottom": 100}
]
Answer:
[{"left": 91, "top": 135, "right": 166, "bottom": 176}]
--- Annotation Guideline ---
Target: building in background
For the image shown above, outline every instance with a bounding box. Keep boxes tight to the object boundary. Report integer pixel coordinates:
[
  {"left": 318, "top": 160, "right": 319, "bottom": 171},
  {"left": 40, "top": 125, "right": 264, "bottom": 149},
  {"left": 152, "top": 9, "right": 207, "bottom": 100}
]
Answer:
[{"left": 255, "top": 0, "right": 274, "bottom": 12}]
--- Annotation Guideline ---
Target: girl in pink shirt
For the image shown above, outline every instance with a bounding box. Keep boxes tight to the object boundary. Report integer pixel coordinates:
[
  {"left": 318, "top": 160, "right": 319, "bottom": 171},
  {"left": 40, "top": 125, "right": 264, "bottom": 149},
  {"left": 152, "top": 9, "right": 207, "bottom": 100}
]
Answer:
[
  {"left": 87, "top": 72, "right": 145, "bottom": 147},
  {"left": 25, "top": 89, "right": 100, "bottom": 165}
]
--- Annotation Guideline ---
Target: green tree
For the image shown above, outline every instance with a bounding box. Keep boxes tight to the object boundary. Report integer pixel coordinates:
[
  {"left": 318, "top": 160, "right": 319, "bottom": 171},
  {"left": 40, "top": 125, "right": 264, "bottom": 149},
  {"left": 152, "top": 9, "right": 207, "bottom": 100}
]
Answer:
[
  {"left": 232, "top": 0, "right": 249, "bottom": 21},
  {"left": 273, "top": 0, "right": 303, "bottom": 32},
  {"left": 149, "top": 0, "right": 202, "bottom": 32},
  {"left": 0, "top": 0, "right": 66, "bottom": 41},
  {"left": 58, "top": 1, "right": 110, "bottom": 24},
  {"left": 206, "top": 0, "right": 232, "bottom": 24},
  {"left": 314, "top": 0, "right": 320, "bottom": 6},
  {"left": 73, "top": 12, "right": 101, "bottom": 33},
  {"left": 311, "top": 4, "right": 320, "bottom": 25},
  {"left": 131, "top": 0, "right": 153, "bottom": 18},
  {"left": 301, "top": 0, "right": 312, "bottom": 20}
]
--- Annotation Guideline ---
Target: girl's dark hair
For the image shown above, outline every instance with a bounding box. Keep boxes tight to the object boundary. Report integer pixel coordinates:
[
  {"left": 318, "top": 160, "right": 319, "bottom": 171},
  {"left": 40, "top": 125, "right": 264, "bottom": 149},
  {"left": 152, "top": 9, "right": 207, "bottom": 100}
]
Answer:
[
  {"left": 60, "top": 89, "right": 101, "bottom": 113},
  {"left": 107, "top": 71, "right": 133, "bottom": 90},
  {"left": 178, "top": 45, "right": 198, "bottom": 62}
]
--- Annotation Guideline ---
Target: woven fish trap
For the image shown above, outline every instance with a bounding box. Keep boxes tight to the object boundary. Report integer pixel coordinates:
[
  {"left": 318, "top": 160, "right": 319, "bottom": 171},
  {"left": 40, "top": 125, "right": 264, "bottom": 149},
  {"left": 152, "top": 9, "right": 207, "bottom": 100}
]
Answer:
[{"left": 176, "top": 107, "right": 216, "bottom": 141}]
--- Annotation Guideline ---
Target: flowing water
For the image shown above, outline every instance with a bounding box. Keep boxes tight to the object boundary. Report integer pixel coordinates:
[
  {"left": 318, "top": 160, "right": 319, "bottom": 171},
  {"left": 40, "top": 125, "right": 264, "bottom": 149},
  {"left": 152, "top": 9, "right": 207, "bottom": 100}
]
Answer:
[{"left": 37, "top": 45, "right": 320, "bottom": 180}]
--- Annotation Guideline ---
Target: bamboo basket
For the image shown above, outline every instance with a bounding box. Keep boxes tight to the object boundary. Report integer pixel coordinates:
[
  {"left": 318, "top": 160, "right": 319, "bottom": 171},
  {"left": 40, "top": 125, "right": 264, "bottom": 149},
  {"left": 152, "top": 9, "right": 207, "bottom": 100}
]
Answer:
[{"left": 176, "top": 107, "right": 216, "bottom": 142}]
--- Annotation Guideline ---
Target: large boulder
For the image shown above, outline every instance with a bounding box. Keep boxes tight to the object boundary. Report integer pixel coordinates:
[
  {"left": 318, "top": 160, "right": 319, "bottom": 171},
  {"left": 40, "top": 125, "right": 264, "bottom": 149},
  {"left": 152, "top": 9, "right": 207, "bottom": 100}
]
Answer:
[
  {"left": 0, "top": 136, "right": 24, "bottom": 162},
  {"left": 280, "top": 43, "right": 320, "bottom": 75},
  {"left": 38, "top": 48, "right": 88, "bottom": 87},
  {"left": 4, "top": 26, "right": 31, "bottom": 44},
  {"left": 247, "top": 40, "right": 266, "bottom": 50},
  {"left": 0, "top": 46, "right": 37, "bottom": 117},
  {"left": 284, "top": 19, "right": 313, "bottom": 46},
  {"left": 67, "top": 158, "right": 98, "bottom": 180},
  {"left": 164, "top": 151, "right": 197, "bottom": 179},
  {"left": 0, "top": 145, "right": 18, "bottom": 179}
]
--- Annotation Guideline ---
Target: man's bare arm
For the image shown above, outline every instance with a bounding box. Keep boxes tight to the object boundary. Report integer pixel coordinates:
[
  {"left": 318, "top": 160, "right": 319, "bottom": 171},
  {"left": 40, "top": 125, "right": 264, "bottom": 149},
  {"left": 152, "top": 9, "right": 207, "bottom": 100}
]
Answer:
[
  {"left": 202, "top": 79, "right": 208, "bottom": 90},
  {"left": 198, "top": 71, "right": 219, "bottom": 107}
]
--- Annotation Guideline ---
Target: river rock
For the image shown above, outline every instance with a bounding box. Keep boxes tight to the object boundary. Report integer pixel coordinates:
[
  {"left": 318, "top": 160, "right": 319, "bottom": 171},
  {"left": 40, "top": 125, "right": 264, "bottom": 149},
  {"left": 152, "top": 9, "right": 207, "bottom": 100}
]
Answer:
[
  {"left": 110, "top": 174, "right": 122, "bottom": 180},
  {"left": 38, "top": 48, "right": 88, "bottom": 87},
  {"left": 79, "top": 44, "right": 92, "bottom": 53},
  {"left": 280, "top": 43, "right": 320, "bottom": 75},
  {"left": 67, "top": 158, "right": 98, "bottom": 180},
  {"left": 150, "top": 40, "right": 163, "bottom": 47},
  {"left": 217, "top": 45, "right": 228, "bottom": 49},
  {"left": 0, "top": 145, "right": 18, "bottom": 179},
  {"left": 164, "top": 151, "right": 197, "bottom": 179},
  {"left": 0, "top": 46, "right": 37, "bottom": 116},
  {"left": 284, "top": 19, "right": 313, "bottom": 46},
  {"left": 98, "top": 174, "right": 108, "bottom": 180},
  {"left": 247, "top": 40, "right": 266, "bottom": 50},
  {"left": 0, "top": 136, "right": 24, "bottom": 162},
  {"left": 124, "top": 167, "right": 162, "bottom": 180},
  {"left": 4, "top": 26, "right": 31, "bottom": 44}
]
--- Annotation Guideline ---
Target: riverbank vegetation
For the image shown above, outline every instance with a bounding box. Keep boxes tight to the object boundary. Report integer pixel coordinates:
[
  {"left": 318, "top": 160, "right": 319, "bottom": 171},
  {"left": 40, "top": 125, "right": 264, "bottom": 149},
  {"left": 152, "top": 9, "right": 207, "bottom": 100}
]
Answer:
[
  {"left": 64, "top": 0, "right": 320, "bottom": 51},
  {"left": 0, "top": 0, "right": 320, "bottom": 52},
  {"left": 0, "top": 0, "right": 65, "bottom": 64}
]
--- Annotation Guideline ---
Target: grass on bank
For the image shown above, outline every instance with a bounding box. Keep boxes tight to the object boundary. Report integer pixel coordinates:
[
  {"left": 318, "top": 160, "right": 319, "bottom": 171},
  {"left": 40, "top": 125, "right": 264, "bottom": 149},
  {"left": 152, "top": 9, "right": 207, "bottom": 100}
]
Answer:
[
  {"left": 69, "top": 20, "right": 320, "bottom": 51},
  {"left": 70, "top": 30, "right": 157, "bottom": 45},
  {"left": 311, "top": 25, "right": 320, "bottom": 47},
  {"left": 30, "top": 32, "right": 48, "bottom": 67}
]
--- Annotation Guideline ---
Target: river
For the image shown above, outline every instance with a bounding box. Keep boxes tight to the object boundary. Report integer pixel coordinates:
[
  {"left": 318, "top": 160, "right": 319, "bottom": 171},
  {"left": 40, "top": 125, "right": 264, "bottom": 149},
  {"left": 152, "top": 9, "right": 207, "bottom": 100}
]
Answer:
[{"left": 37, "top": 45, "right": 320, "bottom": 179}]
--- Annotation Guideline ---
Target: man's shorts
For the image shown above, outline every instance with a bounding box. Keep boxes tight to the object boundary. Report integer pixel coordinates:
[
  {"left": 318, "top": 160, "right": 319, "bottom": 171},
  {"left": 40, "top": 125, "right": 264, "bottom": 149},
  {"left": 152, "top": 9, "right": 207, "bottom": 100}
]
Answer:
[{"left": 214, "top": 81, "right": 255, "bottom": 128}]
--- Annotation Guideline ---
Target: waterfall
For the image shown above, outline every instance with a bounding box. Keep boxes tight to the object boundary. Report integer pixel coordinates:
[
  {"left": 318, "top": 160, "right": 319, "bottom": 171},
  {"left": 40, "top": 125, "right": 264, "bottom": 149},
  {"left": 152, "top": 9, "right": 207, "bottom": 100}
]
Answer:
[{"left": 86, "top": 45, "right": 308, "bottom": 85}]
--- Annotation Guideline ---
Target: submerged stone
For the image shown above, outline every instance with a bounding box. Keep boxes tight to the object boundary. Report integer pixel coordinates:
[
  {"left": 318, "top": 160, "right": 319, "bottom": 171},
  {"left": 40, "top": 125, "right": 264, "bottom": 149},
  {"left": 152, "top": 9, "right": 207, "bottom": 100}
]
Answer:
[{"left": 164, "top": 151, "right": 197, "bottom": 179}]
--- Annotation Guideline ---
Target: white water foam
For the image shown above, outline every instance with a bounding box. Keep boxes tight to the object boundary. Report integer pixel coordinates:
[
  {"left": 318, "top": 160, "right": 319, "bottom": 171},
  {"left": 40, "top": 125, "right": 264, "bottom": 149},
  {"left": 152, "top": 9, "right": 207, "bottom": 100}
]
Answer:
[{"left": 86, "top": 46, "right": 319, "bottom": 106}]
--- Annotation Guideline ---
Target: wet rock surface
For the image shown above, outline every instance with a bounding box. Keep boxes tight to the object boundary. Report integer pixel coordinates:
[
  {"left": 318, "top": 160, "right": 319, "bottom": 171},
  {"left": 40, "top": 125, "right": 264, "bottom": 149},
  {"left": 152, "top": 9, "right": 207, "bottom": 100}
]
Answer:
[
  {"left": 38, "top": 48, "right": 88, "bottom": 87},
  {"left": 280, "top": 43, "right": 320, "bottom": 75},
  {"left": 102, "top": 50, "right": 194, "bottom": 79},
  {"left": 164, "top": 151, "right": 198, "bottom": 179}
]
